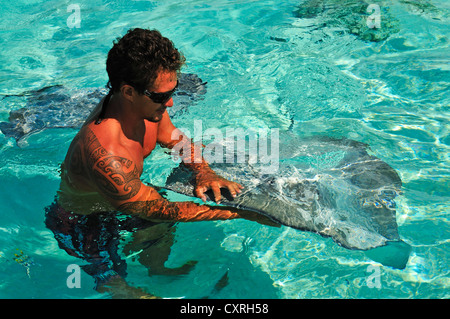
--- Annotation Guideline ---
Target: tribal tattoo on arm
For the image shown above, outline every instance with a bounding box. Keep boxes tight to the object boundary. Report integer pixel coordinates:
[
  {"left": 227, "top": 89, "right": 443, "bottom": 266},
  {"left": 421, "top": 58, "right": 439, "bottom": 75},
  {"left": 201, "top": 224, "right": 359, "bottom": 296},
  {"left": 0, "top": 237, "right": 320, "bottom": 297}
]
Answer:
[
  {"left": 117, "top": 200, "right": 239, "bottom": 221},
  {"left": 83, "top": 128, "right": 239, "bottom": 222},
  {"left": 84, "top": 128, "right": 142, "bottom": 202}
]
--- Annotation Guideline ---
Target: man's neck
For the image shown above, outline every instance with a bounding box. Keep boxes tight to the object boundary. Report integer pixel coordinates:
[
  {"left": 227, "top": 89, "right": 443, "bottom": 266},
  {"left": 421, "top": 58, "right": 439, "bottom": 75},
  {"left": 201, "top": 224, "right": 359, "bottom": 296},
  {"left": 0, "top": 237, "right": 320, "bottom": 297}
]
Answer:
[{"left": 106, "top": 94, "right": 146, "bottom": 143}]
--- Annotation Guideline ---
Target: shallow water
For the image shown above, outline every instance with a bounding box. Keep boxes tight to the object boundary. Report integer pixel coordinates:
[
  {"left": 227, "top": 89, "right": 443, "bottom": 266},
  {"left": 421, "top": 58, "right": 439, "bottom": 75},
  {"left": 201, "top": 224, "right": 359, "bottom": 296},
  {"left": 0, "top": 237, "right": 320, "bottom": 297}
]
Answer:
[{"left": 0, "top": 0, "right": 449, "bottom": 298}]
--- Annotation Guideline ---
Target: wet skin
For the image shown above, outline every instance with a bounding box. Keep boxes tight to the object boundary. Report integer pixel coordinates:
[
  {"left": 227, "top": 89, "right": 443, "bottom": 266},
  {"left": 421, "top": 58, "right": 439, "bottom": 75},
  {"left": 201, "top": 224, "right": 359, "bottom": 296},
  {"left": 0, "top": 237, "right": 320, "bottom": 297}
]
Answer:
[
  {"left": 59, "top": 70, "right": 244, "bottom": 217},
  {"left": 56, "top": 70, "right": 256, "bottom": 298}
]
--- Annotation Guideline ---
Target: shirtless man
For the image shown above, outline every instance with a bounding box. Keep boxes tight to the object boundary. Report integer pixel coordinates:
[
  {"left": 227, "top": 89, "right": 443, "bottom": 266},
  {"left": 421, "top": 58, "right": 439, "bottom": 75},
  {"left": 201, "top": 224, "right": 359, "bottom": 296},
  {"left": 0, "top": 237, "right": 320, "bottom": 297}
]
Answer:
[
  {"left": 46, "top": 28, "right": 268, "bottom": 298},
  {"left": 58, "top": 28, "right": 243, "bottom": 221}
]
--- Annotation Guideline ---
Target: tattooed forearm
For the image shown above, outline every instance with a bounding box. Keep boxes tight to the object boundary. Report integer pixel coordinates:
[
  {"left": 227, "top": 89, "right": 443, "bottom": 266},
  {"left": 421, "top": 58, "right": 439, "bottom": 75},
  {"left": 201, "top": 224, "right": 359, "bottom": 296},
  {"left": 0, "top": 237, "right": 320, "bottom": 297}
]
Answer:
[
  {"left": 118, "top": 200, "right": 181, "bottom": 220},
  {"left": 118, "top": 199, "right": 240, "bottom": 222},
  {"left": 80, "top": 128, "right": 240, "bottom": 221},
  {"left": 84, "top": 128, "right": 142, "bottom": 201}
]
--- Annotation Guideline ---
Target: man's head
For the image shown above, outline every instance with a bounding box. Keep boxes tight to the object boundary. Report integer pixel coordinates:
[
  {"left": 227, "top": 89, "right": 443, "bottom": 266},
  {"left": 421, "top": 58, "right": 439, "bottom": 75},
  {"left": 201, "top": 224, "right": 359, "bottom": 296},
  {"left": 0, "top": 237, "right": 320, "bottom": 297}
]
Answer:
[{"left": 106, "top": 28, "right": 185, "bottom": 94}]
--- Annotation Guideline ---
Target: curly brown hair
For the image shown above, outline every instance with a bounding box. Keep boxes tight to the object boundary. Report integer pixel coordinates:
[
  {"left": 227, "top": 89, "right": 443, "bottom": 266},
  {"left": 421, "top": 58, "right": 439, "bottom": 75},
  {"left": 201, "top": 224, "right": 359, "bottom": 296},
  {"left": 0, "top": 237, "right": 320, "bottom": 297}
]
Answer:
[{"left": 106, "top": 28, "right": 185, "bottom": 94}]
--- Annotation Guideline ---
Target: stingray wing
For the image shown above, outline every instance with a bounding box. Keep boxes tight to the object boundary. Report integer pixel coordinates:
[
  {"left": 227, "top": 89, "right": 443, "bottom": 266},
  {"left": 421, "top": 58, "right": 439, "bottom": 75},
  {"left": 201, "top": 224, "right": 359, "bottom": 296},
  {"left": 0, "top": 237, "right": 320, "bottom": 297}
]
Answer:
[
  {"left": 0, "top": 73, "right": 207, "bottom": 143},
  {"left": 164, "top": 135, "right": 408, "bottom": 254}
]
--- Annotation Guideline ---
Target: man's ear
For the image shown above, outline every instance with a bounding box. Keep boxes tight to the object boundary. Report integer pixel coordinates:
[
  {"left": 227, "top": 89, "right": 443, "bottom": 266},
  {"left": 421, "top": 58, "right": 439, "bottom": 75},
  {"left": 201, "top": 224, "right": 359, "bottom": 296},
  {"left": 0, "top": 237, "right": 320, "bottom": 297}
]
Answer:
[{"left": 120, "top": 84, "right": 135, "bottom": 103}]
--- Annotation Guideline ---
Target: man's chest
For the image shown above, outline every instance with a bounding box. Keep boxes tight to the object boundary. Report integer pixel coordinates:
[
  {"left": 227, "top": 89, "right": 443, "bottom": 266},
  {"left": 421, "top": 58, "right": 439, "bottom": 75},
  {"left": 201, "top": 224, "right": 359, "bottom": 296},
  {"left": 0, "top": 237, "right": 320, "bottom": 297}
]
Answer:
[{"left": 142, "top": 121, "right": 158, "bottom": 158}]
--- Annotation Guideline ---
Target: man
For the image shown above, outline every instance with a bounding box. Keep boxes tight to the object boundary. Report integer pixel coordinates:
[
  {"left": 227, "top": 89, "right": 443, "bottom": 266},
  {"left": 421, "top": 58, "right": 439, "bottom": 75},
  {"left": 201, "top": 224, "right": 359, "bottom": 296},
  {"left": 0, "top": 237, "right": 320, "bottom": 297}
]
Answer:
[
  {"left": 46, "top": 28, "right": 270, "bottom": 298},
  {"left": 59, "top": 28, "right": 245, "bottom": 218}
]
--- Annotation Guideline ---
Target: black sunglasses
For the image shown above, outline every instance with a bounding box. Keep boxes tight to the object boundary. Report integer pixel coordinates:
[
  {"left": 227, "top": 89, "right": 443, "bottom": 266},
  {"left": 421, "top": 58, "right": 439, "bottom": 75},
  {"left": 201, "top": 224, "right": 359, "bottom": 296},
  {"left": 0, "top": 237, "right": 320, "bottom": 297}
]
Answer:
[{"left": 143, "top": 81, "right": 178, "bottom": 104}]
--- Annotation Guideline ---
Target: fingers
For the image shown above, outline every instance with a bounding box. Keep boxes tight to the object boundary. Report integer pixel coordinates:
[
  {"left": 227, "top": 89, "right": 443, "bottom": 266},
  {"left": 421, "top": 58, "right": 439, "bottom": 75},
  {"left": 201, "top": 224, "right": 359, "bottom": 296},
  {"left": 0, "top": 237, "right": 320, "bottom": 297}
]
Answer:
[
  {"left": 195, "top": 186, "right": 207, "bottom": 203},
  {"left": 226, "top": 182, "right": 243, "bottom": 198},
  {"left": 211, "top": 181, "right": 243, "bottom": 202},
  {"left": 196, "top": 184, "right": 222, "bottom": 203},
  {"left": 195, "top": 179, "right": 244, "bottom": 204},
  {"left": 211, "top": 185, "right": 222, "bottom": 203}
]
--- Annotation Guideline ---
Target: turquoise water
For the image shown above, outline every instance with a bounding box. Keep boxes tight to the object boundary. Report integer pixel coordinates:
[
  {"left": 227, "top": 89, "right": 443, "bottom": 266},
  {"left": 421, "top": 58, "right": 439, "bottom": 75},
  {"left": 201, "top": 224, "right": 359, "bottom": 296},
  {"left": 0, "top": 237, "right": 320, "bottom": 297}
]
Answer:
[{"left": 0, "top": 0, "right": 449, "bottom": 299}]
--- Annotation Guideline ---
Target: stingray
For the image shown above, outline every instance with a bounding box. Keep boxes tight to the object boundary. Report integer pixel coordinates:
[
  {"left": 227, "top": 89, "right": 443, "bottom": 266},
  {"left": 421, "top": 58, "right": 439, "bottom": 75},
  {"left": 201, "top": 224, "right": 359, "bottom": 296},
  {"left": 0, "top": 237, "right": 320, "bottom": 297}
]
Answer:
[
  {"left": 0, "top": 73, "right": 207, "bottom": 144},
  {"left": 164, "top": 134, "right": 411, "bottom": 269}
]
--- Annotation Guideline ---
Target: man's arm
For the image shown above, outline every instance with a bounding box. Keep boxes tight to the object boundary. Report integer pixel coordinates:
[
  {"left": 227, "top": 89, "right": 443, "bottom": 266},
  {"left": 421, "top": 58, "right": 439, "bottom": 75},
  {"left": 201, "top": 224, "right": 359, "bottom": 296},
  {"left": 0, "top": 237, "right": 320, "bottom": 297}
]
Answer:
[
  {"left": 83, "top": 127, "right": 239, "bottom": 222},
  {"left": 156, "top": 111, "right": 243, "bottom": 203}
]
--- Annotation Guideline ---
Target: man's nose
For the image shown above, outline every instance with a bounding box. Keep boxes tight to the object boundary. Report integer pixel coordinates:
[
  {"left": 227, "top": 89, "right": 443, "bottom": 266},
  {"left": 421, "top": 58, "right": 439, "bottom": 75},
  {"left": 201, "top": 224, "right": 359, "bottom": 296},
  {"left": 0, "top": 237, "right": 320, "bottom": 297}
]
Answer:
[{"left": 163, "top": 97, "right": 174, "bottom": 107}]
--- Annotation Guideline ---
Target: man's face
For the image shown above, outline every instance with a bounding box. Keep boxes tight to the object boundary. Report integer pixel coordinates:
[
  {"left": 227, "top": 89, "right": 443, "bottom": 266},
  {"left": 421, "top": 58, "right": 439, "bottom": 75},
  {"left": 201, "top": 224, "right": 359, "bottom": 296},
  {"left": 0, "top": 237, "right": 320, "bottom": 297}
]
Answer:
[{"left": 140, "top": 70, "right": 177, "bottom": 123}]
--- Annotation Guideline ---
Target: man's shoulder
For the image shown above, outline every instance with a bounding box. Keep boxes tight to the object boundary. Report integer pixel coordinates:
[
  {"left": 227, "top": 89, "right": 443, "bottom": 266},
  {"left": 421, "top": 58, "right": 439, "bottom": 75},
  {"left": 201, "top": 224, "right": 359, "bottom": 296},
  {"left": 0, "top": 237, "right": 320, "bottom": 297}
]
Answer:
[{"left": 79, "top": 121, "right": 129, "bottom": 158}]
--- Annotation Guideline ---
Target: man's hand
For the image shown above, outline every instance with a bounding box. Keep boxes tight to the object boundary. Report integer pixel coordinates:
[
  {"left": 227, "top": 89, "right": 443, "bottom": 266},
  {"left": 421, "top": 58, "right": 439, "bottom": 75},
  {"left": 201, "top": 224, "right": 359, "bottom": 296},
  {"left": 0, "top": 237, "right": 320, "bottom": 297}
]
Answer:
[
  {"left": 194, "top": 170, "right": 244, "bottom": 203},
  {"left": 160, "top": 127, "right": 244, "bottom": 203}
]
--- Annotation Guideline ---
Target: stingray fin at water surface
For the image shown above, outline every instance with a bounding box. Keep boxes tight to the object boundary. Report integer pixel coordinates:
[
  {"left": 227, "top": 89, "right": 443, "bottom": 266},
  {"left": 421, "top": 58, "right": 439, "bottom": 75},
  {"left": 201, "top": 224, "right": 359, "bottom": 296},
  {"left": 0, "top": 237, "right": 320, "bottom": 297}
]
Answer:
[
  {"left": 0, "top": 73, "right": 207, "bottom": 144},
  {"left": 164, "top": 134, "right": 411, "bottom": 269}
]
